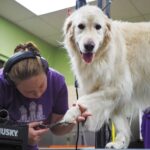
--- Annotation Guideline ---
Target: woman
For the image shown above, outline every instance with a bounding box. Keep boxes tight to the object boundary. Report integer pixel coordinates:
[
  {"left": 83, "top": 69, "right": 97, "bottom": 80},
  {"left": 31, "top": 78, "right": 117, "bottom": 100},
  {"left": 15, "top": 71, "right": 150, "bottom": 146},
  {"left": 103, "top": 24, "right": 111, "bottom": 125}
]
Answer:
[{"left": 0, "top": 42, "right": 90, "bottom": 150}]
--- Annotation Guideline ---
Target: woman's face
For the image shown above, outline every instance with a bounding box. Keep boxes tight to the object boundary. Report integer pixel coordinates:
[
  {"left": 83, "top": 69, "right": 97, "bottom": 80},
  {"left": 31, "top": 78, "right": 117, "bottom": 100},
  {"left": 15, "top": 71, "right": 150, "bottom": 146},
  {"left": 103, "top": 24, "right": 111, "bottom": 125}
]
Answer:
[{"left": 16, "top": 73, "right": 47, "bottom": 99}]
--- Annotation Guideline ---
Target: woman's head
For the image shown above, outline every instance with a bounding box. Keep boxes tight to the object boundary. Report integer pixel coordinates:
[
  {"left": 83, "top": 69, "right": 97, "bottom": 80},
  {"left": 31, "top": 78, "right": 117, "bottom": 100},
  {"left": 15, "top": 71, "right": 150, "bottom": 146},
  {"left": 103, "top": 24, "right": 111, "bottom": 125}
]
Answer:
[
  {"left": 16, "top": 72, "right": 47, "bottom": 99},
  {"left": 7, "top": 42, "right": 48, "bottom": 98}
]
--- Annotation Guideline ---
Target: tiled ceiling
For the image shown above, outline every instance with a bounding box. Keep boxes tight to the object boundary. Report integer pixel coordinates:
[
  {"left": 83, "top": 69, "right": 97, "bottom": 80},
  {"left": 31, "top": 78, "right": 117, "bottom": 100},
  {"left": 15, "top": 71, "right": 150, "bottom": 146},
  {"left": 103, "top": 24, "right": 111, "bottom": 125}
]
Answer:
[{"left": 0, "top": 0, "right": 150, "bottom": 47}]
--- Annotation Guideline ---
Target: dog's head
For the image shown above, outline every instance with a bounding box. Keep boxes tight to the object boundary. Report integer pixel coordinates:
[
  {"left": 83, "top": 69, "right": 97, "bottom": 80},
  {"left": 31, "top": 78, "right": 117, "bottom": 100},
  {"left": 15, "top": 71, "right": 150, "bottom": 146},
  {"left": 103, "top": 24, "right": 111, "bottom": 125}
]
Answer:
[{"left": 63, "top": 5, "right": 111, "bottom": 64}]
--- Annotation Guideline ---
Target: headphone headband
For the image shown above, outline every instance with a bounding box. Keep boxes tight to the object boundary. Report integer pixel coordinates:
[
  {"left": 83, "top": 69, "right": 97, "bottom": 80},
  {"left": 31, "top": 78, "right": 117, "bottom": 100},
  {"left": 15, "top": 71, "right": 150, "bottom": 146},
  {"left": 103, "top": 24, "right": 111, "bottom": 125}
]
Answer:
[{"left": 3, "top": 51, "right": 41, "bottom": 76}]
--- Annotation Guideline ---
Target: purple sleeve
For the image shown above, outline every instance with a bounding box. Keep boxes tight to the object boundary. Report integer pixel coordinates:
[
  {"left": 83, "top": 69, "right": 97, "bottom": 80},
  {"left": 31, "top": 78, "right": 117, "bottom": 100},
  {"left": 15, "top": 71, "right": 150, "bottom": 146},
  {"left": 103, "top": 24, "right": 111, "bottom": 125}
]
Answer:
[
  {"left": 0, "top": 75, "right": 6, "bottom": 108},
  {"left": 0, "top": 82, "right": 3, "bottom": 108},
  {"left": 53, "top": 80, "right": 69, "bottom": 115},
  {"left": 27, "top": 145, "right": 38, "bottom": 150},
  {"left": 0, "top": 69, "right": 13, "bottom": 109}
]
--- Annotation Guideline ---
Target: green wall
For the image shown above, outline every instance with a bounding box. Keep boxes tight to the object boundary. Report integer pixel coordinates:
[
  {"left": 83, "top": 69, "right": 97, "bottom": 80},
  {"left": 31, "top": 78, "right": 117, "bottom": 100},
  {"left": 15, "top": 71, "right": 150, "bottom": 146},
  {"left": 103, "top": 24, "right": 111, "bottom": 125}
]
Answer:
[
  {"left": 52, "top": 48, "right": 74, "bottom": 85},
  {"left": 0, "top": 17, "right": 73, "bottom": 85}
]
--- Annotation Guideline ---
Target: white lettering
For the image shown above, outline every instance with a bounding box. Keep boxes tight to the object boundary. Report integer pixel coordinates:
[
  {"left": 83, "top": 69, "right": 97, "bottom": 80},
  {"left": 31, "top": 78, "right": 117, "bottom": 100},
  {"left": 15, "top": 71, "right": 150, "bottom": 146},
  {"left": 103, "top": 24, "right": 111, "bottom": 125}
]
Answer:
[{"left": 0, "top": 128, "right": 18, "bottom": 137}]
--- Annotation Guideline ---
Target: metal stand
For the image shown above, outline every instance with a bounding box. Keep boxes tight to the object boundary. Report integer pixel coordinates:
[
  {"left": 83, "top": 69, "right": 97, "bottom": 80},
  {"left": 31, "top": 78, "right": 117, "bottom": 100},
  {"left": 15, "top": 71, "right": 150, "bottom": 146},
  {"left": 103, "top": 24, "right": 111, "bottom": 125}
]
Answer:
[
  {"left": 95, "top": 123, "right": 111, "bottom": 148},
  {"left": 76, "top": 0, "right": 87, "bottom": 9}
]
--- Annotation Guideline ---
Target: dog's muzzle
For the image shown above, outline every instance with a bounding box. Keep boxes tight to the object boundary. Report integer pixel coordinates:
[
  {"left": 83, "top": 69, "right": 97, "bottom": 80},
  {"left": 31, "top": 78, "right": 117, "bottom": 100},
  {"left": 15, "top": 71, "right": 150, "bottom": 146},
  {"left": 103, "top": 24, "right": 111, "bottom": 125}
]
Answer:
[{"left": 80, "top": 40, "right": 95, "bottom": 63}]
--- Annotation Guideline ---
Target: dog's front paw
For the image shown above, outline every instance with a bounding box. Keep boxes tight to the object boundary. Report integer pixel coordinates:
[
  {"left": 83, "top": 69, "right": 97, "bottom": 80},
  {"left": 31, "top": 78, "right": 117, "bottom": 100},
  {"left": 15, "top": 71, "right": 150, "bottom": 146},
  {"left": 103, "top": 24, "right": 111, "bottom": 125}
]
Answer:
[
  {"left": 61, "top": 106, "right": 81, "bottom": 123},
  {"left": 106, "top": 141, "right": 128, "bottom": 149},
  {"left": 106, "top": 132, "right": 130, "bottom": 149}
]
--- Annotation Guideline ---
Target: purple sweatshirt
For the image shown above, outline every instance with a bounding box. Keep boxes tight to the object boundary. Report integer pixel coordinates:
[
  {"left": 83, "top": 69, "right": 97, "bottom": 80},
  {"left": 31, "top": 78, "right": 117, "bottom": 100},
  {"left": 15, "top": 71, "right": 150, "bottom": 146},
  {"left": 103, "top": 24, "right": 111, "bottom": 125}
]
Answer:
[{"left": 0, "top": 68, "right": 68, "bottom": 150}]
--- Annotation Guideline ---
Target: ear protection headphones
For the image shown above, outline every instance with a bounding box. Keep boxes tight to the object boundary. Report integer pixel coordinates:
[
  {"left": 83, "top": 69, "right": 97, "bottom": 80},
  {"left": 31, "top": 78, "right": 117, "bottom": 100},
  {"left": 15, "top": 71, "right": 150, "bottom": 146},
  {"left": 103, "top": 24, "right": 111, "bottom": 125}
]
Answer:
[{"left": 3, "top": 50, "right": 49, "bottom": 84}]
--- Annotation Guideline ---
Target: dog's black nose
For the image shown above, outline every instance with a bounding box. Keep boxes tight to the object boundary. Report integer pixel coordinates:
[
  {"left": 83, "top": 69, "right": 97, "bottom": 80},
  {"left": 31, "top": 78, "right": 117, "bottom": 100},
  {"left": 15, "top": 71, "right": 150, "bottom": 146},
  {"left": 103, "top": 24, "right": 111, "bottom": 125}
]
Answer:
[{"left": 84, "top": 41, "right": 95, "bottom": 52}]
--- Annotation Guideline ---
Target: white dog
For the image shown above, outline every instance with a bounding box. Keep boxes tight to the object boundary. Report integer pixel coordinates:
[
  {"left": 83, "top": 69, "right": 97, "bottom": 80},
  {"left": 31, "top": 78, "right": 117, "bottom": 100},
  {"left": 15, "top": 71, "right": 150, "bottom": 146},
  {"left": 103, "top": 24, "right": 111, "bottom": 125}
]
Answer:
[{"left": 62, "top": 5, "right": 150, "bottom": 149}]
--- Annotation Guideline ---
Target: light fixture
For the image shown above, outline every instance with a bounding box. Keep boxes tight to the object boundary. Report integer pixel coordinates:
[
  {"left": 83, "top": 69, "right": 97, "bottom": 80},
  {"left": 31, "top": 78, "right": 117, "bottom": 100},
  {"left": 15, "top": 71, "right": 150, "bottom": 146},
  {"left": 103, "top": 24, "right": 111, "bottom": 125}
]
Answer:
[{"left": 15, "top": 0, "right": 95, "bottom": 15}]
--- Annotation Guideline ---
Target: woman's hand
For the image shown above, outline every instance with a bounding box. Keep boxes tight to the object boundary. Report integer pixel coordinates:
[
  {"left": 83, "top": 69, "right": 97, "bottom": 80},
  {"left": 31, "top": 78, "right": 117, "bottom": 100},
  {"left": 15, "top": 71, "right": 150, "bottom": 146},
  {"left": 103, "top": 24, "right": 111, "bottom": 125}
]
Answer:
[
  {"left": 75, "top": 104, "right": 92, "bottom": 123},
  {"left": 28, "top": 121, "right": 49, "bottom": 145},
  {"left": 49, "top": 104, "right": 92, "bottom": 135}
]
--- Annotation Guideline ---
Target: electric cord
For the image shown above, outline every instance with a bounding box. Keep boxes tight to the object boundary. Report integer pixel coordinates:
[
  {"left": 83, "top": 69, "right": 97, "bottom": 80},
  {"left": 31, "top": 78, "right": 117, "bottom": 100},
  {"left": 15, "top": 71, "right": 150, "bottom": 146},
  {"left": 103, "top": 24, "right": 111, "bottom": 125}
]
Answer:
[
  {"left": 76, "top": 122, "right": 80, "bottom": 150},
  {"left": 74, "top": 78, "right": 80, "bottom": 150}
]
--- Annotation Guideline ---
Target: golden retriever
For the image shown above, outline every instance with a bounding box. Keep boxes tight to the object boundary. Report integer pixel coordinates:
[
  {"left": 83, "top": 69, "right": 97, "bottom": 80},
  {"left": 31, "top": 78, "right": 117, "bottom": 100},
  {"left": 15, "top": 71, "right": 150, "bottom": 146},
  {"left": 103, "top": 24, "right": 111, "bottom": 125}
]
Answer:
[{"left": 62, "top": 5, "right": 150, "bottom": 148}]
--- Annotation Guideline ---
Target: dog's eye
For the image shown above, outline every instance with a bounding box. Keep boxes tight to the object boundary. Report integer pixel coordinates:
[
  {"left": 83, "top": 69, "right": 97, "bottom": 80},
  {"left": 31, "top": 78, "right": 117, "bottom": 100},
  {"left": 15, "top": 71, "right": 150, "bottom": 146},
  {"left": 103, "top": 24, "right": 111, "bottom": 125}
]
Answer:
[
  {"left": 78, "top": 24, "right": 85, "bottom": 30},
  {"left": 95, "top": 24, "right": 101, "bottom": 30}
]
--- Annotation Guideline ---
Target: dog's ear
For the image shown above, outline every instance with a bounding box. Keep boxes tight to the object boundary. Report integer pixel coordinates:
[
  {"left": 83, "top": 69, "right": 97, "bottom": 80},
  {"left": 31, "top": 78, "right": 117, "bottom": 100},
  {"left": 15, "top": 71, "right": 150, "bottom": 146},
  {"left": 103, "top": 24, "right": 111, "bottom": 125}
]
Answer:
[
  {"left": 63, "top": 16, "right": 74, "bottom": 37},
  {"left": 101, "top": 19, "right": 111, "bottom": 49},
  {"left": 106, "top": 21, "right": 111, "bottom": 32},
  {"left": 105, "top": 19, "right": 111, "bottom": 39}
]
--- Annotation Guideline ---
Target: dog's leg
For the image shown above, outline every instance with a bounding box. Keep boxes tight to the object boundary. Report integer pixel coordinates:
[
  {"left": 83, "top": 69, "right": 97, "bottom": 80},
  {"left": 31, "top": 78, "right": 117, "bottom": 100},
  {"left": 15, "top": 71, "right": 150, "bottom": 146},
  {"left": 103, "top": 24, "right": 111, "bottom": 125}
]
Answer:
[
  {"left": 106, "top": 114, "right": 131, "bottom": 149},
  {"left": 61, "top": 87, "right": 131, "bottom": 149},
  {"left": 61, "top": 87, "right": 123, "bottom": 126},
  {"left": 61, "top": 88, "right": 112, "bottom": 122}
]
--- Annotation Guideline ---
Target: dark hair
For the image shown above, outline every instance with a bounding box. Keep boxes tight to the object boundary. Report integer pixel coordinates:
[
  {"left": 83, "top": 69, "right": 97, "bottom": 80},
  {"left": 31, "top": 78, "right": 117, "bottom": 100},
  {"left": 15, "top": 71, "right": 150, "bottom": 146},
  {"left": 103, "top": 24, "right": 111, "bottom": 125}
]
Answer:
[{"left": 14, "top": 42, "right": 40, "bottom": 53}]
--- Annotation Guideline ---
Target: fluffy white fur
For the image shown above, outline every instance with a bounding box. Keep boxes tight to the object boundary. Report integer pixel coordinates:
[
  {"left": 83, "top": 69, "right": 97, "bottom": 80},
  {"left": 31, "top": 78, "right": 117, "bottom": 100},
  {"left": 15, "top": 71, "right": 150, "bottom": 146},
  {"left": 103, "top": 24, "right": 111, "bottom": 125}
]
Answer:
[{"left": 62, "top": 5, "right": 150, "bottom": 148}]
